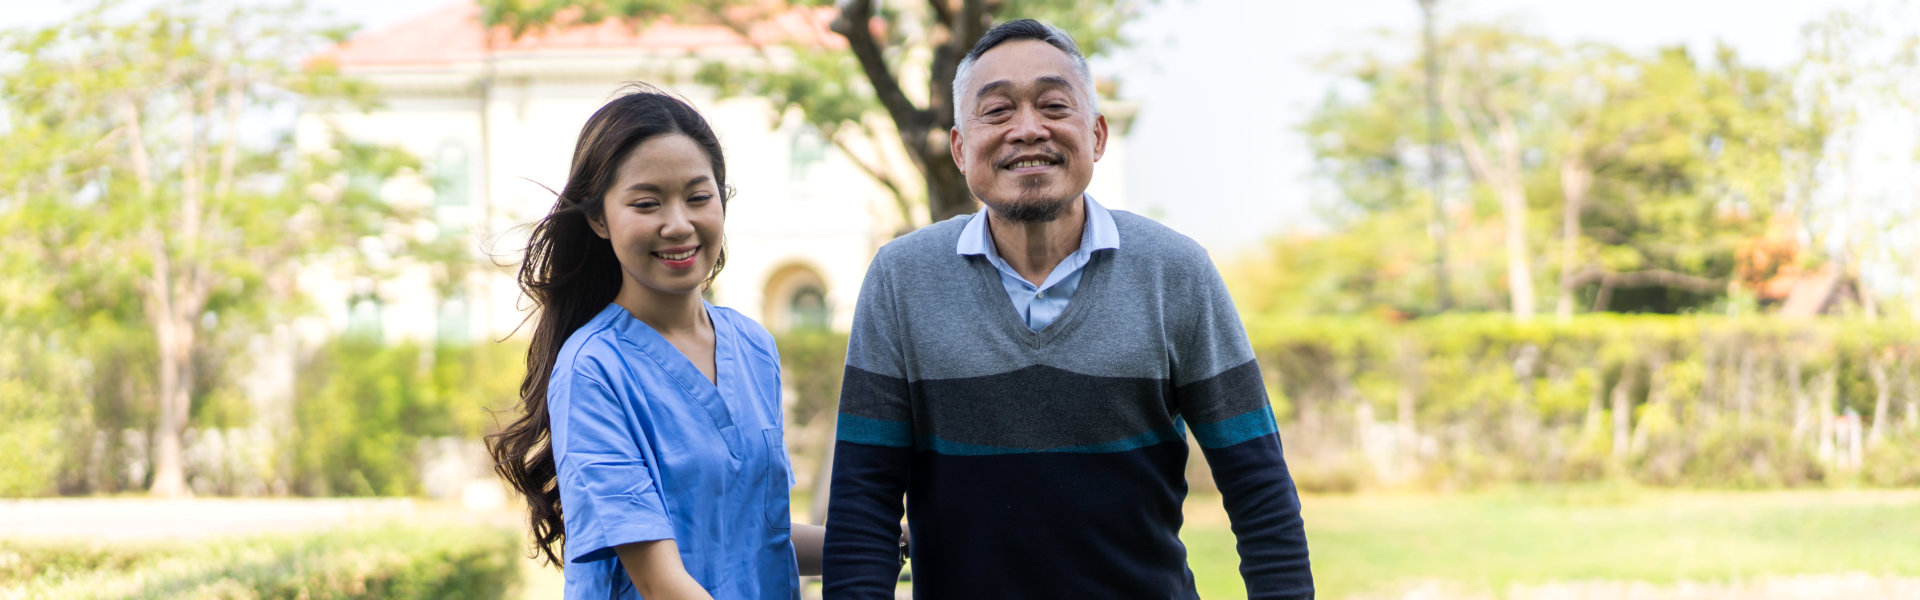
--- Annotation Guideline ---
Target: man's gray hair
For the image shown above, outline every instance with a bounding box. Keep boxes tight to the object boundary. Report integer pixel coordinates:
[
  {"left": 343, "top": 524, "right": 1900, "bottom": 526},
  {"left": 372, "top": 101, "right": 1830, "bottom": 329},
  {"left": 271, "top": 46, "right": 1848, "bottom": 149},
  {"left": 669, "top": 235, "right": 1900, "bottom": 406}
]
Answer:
[{"left": 951, "top": 19, "right": 1099, "bottom": 127}]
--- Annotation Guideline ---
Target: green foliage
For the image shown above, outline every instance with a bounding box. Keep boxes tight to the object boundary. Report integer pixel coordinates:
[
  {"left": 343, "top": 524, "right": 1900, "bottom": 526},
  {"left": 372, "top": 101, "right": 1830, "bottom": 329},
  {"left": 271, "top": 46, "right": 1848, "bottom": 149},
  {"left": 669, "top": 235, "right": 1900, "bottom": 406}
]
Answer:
[
  {"left": 0, "top": 0, "right": 471, "bottom": 494},
  {"left": 0, "top": 524, "right": 520, "bottom": 599},
  {"left": 483, "top": 0, "right": 1149, "bottom": 223},
  {"left": 1862, "top": 430, "right": 1920, "bottom": 488},
  {"left": 1248, "top": 313, "right": 1919, "bottom": 490},
  {"left": 1302, "top": 22, "right": 1824, "bottom": 316},
  {"left": 290, "top": 338, "right": 526, "bottom": 496},
  {"left": 774, "top": 327, "right": 848, "bottom": 431}
]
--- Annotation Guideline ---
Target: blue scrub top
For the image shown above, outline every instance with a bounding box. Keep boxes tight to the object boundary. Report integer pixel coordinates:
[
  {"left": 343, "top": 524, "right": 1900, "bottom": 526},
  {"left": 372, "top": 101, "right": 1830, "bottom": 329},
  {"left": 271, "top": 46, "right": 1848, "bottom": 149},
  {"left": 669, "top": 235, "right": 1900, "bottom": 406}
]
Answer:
[{"left": 549, "top": 302, "right": 798, "bottom": 600}]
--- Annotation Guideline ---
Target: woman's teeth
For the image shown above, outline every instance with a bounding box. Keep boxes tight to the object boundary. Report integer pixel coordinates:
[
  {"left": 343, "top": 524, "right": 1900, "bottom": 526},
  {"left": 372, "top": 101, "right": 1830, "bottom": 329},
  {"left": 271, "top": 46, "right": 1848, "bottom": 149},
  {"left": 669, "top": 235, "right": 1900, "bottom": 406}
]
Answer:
[{"left": 654, "top": 248, "right": 697, "bottom": 260}]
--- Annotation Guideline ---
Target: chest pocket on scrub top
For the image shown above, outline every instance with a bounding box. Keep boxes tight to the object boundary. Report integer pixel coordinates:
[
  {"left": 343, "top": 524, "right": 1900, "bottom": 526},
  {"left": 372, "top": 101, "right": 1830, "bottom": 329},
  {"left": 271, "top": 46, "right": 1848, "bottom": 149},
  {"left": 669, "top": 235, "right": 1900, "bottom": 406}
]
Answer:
[{"left": 762, "top": 427, "right": 792, "bottom": 530}]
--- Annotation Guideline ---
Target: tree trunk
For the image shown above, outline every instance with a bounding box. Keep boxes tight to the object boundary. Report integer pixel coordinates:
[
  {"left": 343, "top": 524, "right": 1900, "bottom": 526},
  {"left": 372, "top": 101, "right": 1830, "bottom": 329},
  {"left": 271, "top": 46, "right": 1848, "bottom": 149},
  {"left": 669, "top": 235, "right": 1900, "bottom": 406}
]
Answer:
[
  {"left": 1442, "top": 72, "right": 1535, "bottom": 320},
  {"left": 923, "top": 148, "right": 975, "bottom": 223},
  {"left": 1736, "top": 350, "right": 1756, "bottom": 423},
  {"left": 1816, "top": 370, "right": 1838, "bottom": 465},
  {"left": 1498, "top": 181, "right": 1536, "bottom": 320},
  {"left": 1630, "top": 356, "right": 1666, "bottom": 455},
  {"left": 1555, "top": 135, "right": 1593, "bottom": 321},
  {"left": 1868, "top": 355, "right": 1892, "bottom": 446},
  {"left": 1611, "top": 362, "right": 1635, "bottom": 461},
  {"left": 148, "top": 280, "right": 196, "bottom": 498},
  {"left": 1789, "top": 356, "right": 1810, "bottom": 441}
]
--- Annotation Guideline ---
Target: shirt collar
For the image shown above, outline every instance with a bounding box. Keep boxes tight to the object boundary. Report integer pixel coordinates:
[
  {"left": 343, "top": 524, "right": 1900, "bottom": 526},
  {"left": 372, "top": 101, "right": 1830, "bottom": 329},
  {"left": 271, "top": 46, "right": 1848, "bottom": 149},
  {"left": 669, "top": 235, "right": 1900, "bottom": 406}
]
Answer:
[{"left": 956, "top": 193, "right": 1121, "bottom": 257}]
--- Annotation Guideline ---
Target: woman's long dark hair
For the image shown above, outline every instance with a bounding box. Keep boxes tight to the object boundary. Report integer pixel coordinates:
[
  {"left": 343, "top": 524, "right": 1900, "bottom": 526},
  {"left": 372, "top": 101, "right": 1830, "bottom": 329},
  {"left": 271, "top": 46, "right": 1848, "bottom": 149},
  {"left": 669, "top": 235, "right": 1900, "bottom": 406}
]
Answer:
[{"left": 489, "top": 84, "right": 730, "bottom": 567}]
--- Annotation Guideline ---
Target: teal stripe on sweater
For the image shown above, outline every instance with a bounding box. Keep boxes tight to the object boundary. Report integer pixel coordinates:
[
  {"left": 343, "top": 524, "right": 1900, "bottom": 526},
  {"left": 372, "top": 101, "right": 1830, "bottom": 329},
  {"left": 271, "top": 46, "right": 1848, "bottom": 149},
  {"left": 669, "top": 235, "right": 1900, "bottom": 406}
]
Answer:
[
  {"left": 837, "top": 414, "right": 914, "bottom": 448},
  {"left": 1191, "top": 406, "right": 1278, "bottom": 449},
  {"left": 916, "top": 422, "right": 1186, "bottom": 455}
]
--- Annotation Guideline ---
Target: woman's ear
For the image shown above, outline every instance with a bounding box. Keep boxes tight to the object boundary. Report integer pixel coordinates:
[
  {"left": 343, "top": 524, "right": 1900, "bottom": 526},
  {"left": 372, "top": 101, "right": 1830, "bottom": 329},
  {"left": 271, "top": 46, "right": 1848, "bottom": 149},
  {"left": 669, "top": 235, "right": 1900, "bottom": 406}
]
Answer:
[{"left": 586, "top": 211, "right": 612, "bottom": 239}]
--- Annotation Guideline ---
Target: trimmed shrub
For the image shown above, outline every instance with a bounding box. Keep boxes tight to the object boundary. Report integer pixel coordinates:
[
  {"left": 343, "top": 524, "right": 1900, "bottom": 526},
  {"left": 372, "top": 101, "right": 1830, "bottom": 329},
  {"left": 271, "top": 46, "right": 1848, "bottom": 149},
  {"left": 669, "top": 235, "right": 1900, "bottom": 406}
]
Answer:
[{"left": 0, "top": 524, "right": 519, "bottom": 599}]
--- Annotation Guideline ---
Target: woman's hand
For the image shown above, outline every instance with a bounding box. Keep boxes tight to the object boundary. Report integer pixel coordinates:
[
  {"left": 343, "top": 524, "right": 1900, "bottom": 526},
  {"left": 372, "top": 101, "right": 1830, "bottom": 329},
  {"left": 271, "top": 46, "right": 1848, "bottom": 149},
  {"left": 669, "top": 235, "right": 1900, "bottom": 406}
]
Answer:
[
  {"left": 614, "top": 539, "right": 715, "bottom": 600},
  {"left": 792, "top": 523, "right": 825, "bottom": 576}
]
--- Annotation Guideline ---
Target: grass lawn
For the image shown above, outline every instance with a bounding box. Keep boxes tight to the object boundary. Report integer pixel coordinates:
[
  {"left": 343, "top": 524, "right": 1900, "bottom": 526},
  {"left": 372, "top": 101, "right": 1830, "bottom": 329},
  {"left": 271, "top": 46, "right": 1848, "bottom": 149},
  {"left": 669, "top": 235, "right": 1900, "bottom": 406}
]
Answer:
[{"left": 1181, "top": 486, "right": 1920, "bottom": 599}]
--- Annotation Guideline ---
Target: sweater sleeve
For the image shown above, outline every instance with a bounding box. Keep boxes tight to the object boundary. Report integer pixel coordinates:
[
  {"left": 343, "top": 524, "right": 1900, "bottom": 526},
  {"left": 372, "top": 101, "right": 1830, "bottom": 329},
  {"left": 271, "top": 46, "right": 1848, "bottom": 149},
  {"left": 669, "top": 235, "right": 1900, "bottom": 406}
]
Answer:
[
  {"left": 1172, "top": 258, "right": 1314, "bottom": 600},
  {"left": 822, "top": 256, "right": 913, "bottom": 598}
]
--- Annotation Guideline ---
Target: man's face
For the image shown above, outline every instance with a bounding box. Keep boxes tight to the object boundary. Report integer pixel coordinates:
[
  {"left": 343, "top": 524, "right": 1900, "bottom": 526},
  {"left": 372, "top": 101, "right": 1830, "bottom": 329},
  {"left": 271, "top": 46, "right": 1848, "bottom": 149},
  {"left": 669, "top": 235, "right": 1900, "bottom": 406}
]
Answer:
[{"left": 951, "top": 39, "right": 1108, "bottom": 222}]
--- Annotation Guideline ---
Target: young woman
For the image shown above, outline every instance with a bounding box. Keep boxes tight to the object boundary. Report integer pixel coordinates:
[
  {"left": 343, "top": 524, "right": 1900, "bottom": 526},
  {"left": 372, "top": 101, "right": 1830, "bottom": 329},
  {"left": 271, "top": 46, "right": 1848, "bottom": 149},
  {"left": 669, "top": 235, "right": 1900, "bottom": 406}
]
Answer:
[{"left": 489, "top": 85, "right": 822, "bottom": 600}]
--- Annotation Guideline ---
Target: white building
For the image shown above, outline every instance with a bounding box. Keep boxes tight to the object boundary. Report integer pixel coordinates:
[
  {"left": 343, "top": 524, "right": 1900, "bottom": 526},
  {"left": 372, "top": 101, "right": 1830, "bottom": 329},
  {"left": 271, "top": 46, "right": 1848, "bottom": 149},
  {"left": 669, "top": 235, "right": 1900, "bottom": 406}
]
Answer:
[{"left": 301, "top": 2, "right": 1131, "bottom": 343}]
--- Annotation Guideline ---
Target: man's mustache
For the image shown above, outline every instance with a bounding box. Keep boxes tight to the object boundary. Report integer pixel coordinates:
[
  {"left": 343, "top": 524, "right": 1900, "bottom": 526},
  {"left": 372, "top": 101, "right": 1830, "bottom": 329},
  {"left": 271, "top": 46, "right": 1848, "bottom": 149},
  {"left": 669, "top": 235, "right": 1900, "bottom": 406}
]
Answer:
[{"left": 994, "top": 148, "right": 1065, "bottom": 169}]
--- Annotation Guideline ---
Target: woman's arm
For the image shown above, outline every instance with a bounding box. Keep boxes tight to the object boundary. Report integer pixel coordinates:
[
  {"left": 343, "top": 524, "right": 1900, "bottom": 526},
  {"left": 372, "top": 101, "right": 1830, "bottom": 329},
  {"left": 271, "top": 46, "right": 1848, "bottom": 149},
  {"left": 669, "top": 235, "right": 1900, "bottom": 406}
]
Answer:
[
  {"left": 792, "top": 523, "right": 825, "bottom": 576},
  {"left": 614, "top": 539, "right": 715, "bottom": 600}
]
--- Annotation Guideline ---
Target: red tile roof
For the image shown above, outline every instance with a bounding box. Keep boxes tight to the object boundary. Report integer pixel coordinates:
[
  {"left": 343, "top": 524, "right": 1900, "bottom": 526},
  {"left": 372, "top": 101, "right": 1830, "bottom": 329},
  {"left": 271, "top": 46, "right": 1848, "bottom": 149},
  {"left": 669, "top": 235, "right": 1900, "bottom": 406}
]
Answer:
[{"left": 319, "top": 1, "right": 842, "bottom": 67}]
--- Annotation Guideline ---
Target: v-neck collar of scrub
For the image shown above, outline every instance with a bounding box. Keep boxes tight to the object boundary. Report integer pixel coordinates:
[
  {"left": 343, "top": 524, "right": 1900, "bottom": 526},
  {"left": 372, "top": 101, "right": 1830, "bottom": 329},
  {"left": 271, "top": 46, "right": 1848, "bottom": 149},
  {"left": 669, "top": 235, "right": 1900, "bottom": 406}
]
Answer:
[
  {"left": 600, "top": 301, "right": 743, "bottom": 459},
  {"left": 604, "top": 301, "right": 724, "bottom": 389}
]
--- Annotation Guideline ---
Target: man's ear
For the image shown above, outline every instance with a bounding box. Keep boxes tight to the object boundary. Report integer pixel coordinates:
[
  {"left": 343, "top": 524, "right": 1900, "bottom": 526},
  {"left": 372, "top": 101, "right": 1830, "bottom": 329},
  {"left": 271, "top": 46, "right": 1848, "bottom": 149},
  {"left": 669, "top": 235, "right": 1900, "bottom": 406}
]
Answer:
[
  {"left": 1091, "top": 114, "right": 1109, "bottom": 162},
  {"left": 949, "top": 126, "right": 967, "bottom": 171}
]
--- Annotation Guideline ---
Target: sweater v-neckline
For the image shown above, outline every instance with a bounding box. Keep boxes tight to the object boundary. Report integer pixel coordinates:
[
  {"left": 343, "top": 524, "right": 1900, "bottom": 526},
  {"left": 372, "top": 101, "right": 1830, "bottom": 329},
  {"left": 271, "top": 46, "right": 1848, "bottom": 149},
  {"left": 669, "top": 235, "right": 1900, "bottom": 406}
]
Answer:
[{"left": 966, "top": 242, "right": 1113, "bottom": 348}]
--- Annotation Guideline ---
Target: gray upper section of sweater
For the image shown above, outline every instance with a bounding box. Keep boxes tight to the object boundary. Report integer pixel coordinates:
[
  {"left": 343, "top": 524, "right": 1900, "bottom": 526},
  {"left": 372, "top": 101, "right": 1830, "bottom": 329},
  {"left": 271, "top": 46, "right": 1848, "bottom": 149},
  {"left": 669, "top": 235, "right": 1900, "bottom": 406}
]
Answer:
[{"left": 845, "top": 210, "right": 1256, "bottom": 387}]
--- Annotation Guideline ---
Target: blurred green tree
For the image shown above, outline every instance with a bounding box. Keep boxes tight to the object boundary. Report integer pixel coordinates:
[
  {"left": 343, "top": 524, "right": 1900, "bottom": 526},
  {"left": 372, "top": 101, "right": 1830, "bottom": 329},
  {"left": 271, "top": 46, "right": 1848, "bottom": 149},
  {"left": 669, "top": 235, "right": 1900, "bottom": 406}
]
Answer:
[
  {"left": 479, "top": 0, "right": 1146, "bottom": 226},
  {"left": 1297, "top": 24, "right": 1820, "bottom": 320},
  {"left": 0, "top": 0, "right": 458, "bottom": 496},
  {"left": 1555, "top": 46, "right": 1820, "bottom": 316}
]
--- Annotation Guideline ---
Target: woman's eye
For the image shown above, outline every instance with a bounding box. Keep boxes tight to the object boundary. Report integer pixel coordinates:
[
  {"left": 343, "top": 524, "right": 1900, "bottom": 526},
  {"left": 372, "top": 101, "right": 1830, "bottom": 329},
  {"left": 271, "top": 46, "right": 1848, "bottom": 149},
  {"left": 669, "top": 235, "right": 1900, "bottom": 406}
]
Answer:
[
  {"left": 688, "top": 194, "right": 713, "bottom": 204},
  {"left": 631, "top": 200, "right": 659, "bottom": 209}
]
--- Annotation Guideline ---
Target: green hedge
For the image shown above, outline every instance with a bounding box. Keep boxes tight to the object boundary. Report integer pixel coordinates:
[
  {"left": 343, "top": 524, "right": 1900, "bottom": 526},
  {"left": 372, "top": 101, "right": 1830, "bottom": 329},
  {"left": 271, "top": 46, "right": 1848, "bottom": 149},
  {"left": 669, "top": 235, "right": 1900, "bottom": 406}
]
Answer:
[
  {"left": 1246, "top": 314, "right": 1920, "bottom": 490},
  {"left": 290, "top": 337, "right": 525, "bottom": 496},
  {"left": 768, "top": 314, "right": 1920, "bottom": 491},
  {"left": 0, "top": 524, "right": 520, "bottom": 599}
]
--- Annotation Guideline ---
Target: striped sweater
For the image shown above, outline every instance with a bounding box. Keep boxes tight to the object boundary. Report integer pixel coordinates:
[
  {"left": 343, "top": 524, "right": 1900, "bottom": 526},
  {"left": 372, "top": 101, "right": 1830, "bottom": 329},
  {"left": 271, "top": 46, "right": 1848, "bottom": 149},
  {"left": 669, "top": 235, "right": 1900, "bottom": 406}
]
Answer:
[{"left": 823, "top": 211, "right": 1313, "bottom": 599}]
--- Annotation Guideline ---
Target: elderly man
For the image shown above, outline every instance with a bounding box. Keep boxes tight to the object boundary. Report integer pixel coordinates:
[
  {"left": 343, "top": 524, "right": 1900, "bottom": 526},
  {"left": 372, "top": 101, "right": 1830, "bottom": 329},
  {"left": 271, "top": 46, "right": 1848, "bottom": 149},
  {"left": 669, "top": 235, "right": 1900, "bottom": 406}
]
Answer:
[{"left": 823, "top": 19, "right": 1313, "bottom": 599}]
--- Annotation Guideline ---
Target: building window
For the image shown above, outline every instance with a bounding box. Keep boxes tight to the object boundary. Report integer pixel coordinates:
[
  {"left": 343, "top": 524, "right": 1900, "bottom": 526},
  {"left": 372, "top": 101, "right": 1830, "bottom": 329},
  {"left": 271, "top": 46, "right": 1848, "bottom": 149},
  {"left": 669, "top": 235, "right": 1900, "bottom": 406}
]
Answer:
[
  {"left": 432, "top": 141, "right": 471, "bottom": 207},
  {"left": 436, "top": 294, "right": 470, "bottom": 343},
  {"left": 789, "top": 285, "right": 830, "bottom": 331},
  {"left": 763, "top": 264, "right": 831, "bottom": 332},
  {"left": 347, "top": 297, "right": 383, "bottom": 340},
  {"left": 790, "top": 125, "right": 828, "bottom": 187}
]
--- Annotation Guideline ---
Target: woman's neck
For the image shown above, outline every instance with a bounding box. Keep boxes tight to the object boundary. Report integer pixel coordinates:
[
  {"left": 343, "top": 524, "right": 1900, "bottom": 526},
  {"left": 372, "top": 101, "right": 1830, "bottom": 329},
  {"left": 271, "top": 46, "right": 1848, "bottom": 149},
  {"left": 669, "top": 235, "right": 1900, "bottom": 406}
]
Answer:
[{"left": 612, "top": 283, "right": 708, "bottom": 336}]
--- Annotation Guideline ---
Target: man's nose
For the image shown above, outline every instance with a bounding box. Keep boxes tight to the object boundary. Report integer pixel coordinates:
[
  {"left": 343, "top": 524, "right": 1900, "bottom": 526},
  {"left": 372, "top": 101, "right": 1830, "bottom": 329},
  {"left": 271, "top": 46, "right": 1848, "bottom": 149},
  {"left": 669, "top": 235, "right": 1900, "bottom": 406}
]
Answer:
[{"left": 1007, "top": 107, "right": 1049, "bottom": 144}]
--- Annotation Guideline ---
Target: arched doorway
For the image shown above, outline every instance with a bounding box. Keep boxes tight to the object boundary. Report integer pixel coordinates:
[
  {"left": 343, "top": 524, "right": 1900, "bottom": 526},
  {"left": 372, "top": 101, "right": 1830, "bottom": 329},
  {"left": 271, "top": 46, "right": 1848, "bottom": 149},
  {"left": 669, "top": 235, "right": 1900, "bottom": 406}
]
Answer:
[{"left": 762, "top": 263, "right": 832, "bottom": 332}]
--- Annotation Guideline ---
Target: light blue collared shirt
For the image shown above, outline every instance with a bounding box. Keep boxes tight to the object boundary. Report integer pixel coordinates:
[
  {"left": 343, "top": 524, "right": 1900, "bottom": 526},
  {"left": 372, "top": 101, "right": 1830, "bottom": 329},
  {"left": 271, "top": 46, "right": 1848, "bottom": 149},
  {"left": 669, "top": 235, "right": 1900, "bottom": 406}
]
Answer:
[{"left": 956, "top": 194, "right": 1121, "bottom": 331}]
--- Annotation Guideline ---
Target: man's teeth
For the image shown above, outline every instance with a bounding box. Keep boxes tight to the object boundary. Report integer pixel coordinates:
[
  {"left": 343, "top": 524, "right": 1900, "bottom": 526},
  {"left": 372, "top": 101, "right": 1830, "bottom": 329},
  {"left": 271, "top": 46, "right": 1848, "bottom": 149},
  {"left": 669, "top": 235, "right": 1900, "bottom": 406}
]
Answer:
[
  {"left": 655, "top": 248, "right": 696, "bottom": 260},
  {"left": 1010, "top": 159, "right": 1053, "bottom": 169}
]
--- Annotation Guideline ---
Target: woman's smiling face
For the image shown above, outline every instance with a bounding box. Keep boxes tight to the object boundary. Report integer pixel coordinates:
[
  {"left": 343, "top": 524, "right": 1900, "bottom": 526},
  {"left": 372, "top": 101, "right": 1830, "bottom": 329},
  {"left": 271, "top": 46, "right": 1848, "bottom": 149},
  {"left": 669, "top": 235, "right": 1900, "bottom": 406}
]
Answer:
[{"left": 590, "top": 133, "right": 725, "bottom": 301}]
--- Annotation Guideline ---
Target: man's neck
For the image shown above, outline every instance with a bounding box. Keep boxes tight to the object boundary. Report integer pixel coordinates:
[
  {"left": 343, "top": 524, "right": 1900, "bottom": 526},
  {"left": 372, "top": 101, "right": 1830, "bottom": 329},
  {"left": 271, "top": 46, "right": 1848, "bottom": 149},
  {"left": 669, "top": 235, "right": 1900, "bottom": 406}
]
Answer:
[{"left": 986, "top": 195, "right": 1087, "bottom": 287}]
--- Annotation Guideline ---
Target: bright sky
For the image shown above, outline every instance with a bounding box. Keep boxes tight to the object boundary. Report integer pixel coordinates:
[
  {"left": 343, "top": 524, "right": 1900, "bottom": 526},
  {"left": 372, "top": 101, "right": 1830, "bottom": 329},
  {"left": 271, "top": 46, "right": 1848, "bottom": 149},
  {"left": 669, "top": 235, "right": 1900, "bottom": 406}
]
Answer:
[
  {"left": 1108, "top": 0, "right": 1879, "bottom": 256},
  {"left": 5, "top": 0, "right": 1887, "bottom": 256}
]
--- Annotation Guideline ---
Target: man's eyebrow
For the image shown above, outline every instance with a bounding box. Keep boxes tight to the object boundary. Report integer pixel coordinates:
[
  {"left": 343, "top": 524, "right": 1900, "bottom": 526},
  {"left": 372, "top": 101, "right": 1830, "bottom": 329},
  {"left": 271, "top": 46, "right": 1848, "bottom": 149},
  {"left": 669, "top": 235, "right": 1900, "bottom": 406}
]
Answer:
[
  {"left": 973, "top": 75, "right": 1078, "bottom": 104},
  {"left": 624, "top": 175, "right": 712, "bottom": 192}
]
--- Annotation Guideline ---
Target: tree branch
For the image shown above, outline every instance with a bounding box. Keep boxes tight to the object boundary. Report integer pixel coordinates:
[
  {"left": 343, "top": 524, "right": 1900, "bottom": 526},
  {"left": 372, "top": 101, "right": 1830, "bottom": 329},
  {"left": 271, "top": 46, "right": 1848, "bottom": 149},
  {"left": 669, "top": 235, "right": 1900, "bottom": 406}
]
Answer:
[
  {"left": 832, "top": 0, "right": 927, "bottom": 138},
  {"left": 930, "top": 0, "right": 991, "bottom": 132},
  {"left": 1567, "top": 267, "right": 1727, "bottom": 293},
  {"left": 827, "top": 132, "right": 914, "bottom": 227},
  {"left": 926, "top": 0, "right": 954, "bottom": 28}
]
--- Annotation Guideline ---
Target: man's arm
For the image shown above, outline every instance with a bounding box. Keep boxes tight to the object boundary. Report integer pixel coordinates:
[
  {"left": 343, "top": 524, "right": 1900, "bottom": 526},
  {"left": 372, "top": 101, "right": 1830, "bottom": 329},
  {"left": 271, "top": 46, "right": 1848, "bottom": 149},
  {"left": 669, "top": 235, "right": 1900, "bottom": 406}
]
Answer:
[
  {"left": 822, "top": 257, "right": 916, "bottom": 598},
  {"left": 1174, "top": 261, "right": 1314, "bottom": 599}
]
